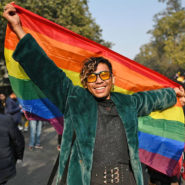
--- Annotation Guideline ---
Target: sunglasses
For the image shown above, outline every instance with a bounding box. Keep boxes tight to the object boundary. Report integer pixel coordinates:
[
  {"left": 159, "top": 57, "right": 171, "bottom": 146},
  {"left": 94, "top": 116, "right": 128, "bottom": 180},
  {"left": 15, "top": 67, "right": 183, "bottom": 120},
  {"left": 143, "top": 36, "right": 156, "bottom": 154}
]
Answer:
[{"left": 86, "top": 71, "right": 111, "bottom": 83}]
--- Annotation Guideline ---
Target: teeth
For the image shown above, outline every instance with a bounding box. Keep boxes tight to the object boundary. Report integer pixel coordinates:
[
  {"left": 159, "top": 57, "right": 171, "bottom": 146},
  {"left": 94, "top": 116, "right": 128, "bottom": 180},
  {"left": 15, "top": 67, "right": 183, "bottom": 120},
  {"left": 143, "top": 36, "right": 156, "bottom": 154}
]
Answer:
[{"left": 95, "top": 87, "right": 105, "bottom": 90}]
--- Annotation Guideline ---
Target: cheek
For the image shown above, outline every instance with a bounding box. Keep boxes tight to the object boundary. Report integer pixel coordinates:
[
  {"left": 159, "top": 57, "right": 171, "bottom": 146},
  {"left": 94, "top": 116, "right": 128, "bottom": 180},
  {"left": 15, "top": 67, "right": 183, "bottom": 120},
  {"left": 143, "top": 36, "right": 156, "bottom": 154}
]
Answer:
[
  {"left": 107, "top": 81, "right": 113, "bottom": 89},
  {"left": 86, "top": 84, "right": 93, "bottom": 92}
]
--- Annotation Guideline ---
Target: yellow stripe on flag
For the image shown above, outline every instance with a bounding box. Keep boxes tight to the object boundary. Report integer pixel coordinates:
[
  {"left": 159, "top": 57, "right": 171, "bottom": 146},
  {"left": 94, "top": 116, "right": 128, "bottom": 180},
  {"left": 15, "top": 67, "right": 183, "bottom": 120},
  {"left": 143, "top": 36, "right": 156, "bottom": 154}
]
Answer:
[
  {"left": 5, "top": 48, "right": 30, "bottom": 80},
  {"left": 150, "top": 106, "right": 184, "bottom": 123}
]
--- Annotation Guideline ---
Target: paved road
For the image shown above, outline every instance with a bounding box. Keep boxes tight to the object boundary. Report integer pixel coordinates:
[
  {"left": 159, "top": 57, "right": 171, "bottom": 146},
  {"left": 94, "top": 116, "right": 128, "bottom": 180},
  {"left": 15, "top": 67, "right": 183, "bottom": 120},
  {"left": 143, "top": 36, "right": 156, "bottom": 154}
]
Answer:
[{"left": 7, "top": 124, "right": 59, "bottom": 185}]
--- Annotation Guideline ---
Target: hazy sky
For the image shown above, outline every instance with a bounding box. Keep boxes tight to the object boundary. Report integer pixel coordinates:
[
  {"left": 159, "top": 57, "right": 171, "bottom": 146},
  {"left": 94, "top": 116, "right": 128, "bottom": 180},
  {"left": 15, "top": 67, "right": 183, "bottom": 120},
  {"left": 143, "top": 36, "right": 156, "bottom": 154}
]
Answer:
[{"left": 88, "top": 0, "right": 185, "bottom": 60}]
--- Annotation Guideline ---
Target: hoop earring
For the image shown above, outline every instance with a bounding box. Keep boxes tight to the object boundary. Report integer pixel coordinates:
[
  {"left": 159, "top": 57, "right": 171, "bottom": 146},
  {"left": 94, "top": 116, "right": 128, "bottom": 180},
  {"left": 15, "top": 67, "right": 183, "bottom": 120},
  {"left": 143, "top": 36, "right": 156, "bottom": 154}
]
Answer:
[{"left": 111, "top": 84, "right": 114, "bottom": 91}]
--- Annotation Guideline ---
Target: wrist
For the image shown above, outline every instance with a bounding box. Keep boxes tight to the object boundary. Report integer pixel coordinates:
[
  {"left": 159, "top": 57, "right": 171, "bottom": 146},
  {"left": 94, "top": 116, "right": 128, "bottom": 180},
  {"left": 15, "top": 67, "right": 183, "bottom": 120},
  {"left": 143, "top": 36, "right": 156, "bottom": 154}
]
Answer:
[{"left": 13, "top": 25, "right": 26, "bottom": 39}]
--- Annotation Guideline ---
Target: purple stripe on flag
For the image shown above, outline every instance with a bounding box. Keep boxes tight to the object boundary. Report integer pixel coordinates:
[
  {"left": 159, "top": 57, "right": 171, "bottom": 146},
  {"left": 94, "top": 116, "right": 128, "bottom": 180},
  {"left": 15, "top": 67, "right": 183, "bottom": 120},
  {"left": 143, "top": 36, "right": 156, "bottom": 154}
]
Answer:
[
  {"left": 24, "top": 111, "right": 64, "bottom": 134},
  {"left": 139, "top": 148, "right": 181, "bottom": 176}
]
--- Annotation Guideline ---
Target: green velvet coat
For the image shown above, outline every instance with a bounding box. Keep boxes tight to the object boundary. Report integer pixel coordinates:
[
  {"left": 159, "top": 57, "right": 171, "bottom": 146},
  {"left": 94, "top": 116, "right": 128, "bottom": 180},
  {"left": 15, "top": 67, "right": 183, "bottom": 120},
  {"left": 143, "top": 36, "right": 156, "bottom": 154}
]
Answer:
[{"left": 13, "top": 34, "right": 177, "bottom": 185}]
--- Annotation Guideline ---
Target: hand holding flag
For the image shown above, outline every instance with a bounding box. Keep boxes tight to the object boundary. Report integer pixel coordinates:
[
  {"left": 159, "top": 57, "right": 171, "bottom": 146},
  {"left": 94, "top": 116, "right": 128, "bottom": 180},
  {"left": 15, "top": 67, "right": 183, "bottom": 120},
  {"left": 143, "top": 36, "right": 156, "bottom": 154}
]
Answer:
[
  {"left": 174, "top": 86, "right": 185, "bottom": 106},
  {"left": 3, "top": 2, "right": 26, "bottom": 39}
]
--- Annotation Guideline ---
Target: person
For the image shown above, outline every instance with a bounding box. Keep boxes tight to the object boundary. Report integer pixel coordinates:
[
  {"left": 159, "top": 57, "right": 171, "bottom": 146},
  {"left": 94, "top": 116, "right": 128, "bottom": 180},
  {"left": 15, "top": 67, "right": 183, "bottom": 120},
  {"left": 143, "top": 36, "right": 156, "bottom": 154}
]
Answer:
[
  {"left": 3, "top": 4, "right": 185, "bottom": 185},
  {"left": 20, "top": 109, "right": 28, "bottom": 132},
  {"left": 4, "top": 92, "right": 22, "bottom": 128},
  {"left": 0, "top": 99, "right": 25, "bottom": 185},
  {"left": 29, "top": 120, "right": 43, "bottom": 150},
  {"left": 57, "top": 134, "right": 62, "bottom": 151}
]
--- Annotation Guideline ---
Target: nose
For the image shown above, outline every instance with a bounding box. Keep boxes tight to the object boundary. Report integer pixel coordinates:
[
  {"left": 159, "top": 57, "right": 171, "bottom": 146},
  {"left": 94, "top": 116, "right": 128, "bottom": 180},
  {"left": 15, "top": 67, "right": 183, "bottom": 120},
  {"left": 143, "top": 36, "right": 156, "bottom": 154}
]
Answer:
[{"left": 96, "top": 75, "right": 103, "bottom": 83}]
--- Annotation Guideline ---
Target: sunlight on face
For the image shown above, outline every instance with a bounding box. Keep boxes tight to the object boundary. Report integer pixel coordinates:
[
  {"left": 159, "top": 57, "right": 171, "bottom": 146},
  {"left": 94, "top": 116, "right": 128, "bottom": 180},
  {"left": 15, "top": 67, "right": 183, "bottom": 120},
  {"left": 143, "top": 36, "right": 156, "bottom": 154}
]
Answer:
[{"left": 86, "top": 63, "right": 114, "bottom": 99}]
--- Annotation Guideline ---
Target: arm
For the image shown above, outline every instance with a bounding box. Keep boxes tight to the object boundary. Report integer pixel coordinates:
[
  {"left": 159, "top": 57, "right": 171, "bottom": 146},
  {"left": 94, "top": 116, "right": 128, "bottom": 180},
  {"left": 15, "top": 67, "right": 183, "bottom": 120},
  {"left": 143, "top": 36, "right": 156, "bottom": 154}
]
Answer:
[
  {"left": 132, "top": 88, "right": 177, "bottom": 117},
  {"left": 3, "top": 3, "right": 75, "bottom": 113},
  {"left": 13, "top": 34, "right": 74, "bottom": 113}
]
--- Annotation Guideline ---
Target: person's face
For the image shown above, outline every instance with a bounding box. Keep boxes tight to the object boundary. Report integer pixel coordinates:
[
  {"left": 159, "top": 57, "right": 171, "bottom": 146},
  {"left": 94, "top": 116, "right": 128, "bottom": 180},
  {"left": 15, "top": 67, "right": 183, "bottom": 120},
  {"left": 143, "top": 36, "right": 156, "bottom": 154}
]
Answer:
[
  {"left": 10, "top": 93, "right": 16, "bottom": 99},
  {"left": 0, "top": 94, "right": 5, "bottom": 100},
  {"left": 85, "top": 63, "right": 114, "bottom": 99}
]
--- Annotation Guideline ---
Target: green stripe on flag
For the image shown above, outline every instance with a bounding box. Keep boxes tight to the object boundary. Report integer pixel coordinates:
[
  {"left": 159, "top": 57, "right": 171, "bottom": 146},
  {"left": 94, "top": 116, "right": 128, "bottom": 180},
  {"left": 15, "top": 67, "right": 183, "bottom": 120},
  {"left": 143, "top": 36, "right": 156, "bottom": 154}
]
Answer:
[
  {"left": 9, "top": 75, "right": 46, "bottom": 100},
  {"left": 139, "top": 116, "right": 185, "bottom": 142}
]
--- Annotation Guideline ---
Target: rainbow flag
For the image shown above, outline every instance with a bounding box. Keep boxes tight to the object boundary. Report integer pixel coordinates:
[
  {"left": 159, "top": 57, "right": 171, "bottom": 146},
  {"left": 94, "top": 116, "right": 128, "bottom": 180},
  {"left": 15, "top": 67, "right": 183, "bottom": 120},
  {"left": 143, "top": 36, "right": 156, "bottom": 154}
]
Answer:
[{"left": 4, "top": 3, "right": 185, "bottom": 177}]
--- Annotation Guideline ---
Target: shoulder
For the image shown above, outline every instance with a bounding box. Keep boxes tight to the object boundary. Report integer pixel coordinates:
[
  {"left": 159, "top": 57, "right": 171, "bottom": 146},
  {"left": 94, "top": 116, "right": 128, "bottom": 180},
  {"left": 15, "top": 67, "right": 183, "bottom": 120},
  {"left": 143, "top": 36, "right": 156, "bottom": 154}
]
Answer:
[
  {"left": 73, "top": 85, "right": 93, "bottom": 98},
  {"left": 111, "top": 92, "right": 132, "bottom": 103},
  {"left": 111, "top": 91, "right": 131, "bottom": 97}
]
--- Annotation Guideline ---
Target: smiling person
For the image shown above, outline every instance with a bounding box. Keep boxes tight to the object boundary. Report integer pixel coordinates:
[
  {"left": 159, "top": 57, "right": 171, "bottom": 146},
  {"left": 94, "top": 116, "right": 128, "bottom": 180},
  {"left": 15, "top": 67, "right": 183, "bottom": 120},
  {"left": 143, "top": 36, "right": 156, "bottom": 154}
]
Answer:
[{"left": 3, "top": 3, "right": 185, "bottom": 185}]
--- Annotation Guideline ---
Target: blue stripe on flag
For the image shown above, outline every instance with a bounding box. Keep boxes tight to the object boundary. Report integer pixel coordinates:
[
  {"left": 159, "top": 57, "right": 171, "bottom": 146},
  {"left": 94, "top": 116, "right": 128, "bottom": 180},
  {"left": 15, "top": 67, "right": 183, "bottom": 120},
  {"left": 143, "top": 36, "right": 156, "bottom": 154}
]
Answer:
[
  {"left": 138, "top": 131, "right": 184, "bottom": 161},
  {"left": 18, "top": 98, "right": 63, "bottom": 119}
]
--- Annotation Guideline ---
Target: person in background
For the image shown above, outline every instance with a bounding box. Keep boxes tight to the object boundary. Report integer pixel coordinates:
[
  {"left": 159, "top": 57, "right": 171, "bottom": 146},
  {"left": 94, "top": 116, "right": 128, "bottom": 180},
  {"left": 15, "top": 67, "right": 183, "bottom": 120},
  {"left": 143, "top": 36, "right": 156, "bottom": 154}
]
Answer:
[
  {"left": 173, "top": 72, "right": 181, "bottom": 81},
  {"left": 20, "top": 108, "right": 28, "bottom": 132},
  {"left": 0, "top": 93, "right": 6, "bottom": 108},
  {"left": 5, "top": 92, "right": 22, "bottom": 129},
  {"left": 29, "top": 120, "right": 43, "bottom": 150},
  {"left": 57, "top": 134, "right": 62, "bottom": 151},
  {"left": 0, "top": 101, "right": 25, "bottom": 185},
  {"left": 23, "top": 119, "right": 29, "bottom": 132}
]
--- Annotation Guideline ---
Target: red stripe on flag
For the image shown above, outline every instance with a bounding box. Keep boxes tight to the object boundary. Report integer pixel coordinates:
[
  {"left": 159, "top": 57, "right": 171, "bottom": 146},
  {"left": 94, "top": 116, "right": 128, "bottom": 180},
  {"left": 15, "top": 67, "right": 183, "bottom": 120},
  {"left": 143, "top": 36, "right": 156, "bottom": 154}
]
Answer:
[{"left": 9, "top": 3, "right": 180, "bottom": 89}]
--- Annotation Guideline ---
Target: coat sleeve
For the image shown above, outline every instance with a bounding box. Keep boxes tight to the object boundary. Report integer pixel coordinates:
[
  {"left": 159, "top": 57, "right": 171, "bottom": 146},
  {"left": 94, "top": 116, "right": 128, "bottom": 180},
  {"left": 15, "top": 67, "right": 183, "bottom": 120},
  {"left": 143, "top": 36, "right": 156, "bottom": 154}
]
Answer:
[
  {"left": 132, "top": 88, "right": 177, "bottom": 117},
  {"left": 13, "top": 34, "right": 74, "bottom": 114}
]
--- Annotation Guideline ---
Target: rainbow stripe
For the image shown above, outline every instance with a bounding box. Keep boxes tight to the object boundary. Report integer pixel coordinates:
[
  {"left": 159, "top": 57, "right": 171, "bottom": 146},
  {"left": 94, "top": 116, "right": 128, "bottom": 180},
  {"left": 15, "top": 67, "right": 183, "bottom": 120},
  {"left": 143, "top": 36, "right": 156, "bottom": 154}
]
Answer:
[{"left": 4, "top": 3, "right": 184, "bottom": 176}]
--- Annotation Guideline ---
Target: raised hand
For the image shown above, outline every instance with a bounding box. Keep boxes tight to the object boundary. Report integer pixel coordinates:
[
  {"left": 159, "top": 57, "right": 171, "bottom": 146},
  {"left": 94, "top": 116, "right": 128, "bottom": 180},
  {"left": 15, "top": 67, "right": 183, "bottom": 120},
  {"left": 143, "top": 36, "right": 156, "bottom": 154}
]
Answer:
[
  {"left": 3, "top": 2, "right": 26, "bottom": 39},
  {"left": 174, "top": 86, "right": 185, "bottom": 106}
]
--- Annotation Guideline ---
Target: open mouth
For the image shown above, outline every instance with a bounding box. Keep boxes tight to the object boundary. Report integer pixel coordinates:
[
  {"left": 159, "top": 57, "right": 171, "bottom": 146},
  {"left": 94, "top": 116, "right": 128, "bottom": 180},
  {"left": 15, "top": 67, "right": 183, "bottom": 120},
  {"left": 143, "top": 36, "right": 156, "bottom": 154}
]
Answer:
[{"left": 95, "top": 87, "right": 106, "bottom": 90}]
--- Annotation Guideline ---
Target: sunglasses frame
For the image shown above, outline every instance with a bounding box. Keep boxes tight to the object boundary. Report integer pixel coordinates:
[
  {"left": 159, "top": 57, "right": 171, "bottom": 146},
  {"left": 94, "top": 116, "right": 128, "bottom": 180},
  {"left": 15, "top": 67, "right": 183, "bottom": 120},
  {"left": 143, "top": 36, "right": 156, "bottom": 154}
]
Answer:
[{"left": 86, "top": 71, "right": 112, "bottom": 83}]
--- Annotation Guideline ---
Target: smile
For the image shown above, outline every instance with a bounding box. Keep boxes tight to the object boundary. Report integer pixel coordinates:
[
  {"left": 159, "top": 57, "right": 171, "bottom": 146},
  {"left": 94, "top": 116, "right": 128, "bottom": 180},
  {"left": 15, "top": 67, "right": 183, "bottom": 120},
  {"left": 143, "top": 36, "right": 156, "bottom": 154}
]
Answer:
[{"left": 95, "top": 87, "right": 105, "bottom": 90}]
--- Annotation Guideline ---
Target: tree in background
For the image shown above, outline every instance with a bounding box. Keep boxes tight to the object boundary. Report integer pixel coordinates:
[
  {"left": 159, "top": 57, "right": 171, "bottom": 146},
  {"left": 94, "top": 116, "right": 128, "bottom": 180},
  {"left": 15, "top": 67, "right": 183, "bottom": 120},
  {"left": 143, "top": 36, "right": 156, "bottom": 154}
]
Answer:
[
  {"left": 0, "top": 0, "right": 113, "bottom": 87},
  {"left": 134, "top": 0, "right": 185, "bottom": 79}
]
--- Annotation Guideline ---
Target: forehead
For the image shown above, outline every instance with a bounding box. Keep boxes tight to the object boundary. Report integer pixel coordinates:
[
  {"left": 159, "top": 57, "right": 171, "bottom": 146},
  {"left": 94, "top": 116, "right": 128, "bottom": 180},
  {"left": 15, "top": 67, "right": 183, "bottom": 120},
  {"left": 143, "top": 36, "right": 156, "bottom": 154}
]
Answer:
[{"left": 94, "top": 63, "right": 110, "bottom": 73}]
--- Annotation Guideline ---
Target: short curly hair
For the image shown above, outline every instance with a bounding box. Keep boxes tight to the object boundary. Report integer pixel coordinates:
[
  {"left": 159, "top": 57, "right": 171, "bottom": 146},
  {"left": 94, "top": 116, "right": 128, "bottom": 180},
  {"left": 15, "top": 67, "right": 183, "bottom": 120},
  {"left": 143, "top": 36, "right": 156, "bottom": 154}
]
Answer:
[{"left": 80, "top": 57, "right": 112, "bottom": 87}]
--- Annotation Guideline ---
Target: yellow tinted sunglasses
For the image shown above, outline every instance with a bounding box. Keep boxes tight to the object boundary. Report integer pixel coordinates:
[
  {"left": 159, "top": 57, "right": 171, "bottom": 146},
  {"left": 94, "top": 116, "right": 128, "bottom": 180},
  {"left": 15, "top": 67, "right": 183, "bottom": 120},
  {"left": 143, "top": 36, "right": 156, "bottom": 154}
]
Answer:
[{"left": 86, "top": 71, "right": 111, "bottom": 83}]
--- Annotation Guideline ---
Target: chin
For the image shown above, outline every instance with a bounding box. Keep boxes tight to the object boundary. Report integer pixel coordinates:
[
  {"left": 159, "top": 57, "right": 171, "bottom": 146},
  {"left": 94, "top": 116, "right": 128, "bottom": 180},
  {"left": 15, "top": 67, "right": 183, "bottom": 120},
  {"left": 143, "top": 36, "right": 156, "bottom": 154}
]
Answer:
[{"left": 94, "top": 94, "right": 110, "bottom": 100}]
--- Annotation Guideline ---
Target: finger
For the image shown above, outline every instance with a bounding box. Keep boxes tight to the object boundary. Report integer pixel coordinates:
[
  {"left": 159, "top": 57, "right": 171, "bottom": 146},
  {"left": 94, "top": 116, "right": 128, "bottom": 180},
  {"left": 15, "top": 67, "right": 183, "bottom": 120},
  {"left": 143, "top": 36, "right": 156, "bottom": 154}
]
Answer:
[
  {"left": 179, "top": 86, "right": 184, "bottom": 92},
  {"left": 3, "top": 4, "right": 16, "bottom": 13},
  {"left": 178, "top": 87, "right": 184, "bottom": 96},
  {"left": 179, "top": 97, "right": 185, "bottom": 106},
  {"left": 4, "top": 3, "right": 13, "bottom": 10},
  {"left": 180, "top": 87, "right": 185, "bottom": 96},
  {"left": 3, "top": 5, "right": 16, "bottom": 18},
  {"left": 180, "top": 100, "right": 185, "bottom": 107}
]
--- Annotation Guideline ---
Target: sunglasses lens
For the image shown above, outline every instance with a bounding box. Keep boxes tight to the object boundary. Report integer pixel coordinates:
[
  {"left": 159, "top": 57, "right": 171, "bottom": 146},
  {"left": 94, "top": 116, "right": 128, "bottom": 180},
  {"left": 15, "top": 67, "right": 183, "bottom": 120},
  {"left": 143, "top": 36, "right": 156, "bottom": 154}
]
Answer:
[
  {"left": 100, "top": 71, "right": 111, "bottom": 80},
  {"left": 87, "top": 71, "right": 111, "bottom": 83},
  {"left": 87, "top": 73, "right": 97, "bottom": 83}
]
